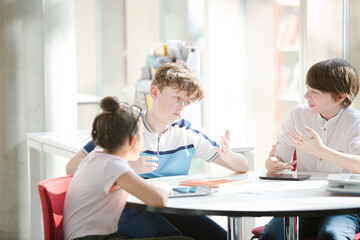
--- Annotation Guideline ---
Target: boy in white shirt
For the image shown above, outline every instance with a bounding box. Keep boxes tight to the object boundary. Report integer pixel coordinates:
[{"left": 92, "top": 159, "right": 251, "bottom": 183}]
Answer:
[{"left": 261, "top": 58, "right": 360, "bottom": 240}]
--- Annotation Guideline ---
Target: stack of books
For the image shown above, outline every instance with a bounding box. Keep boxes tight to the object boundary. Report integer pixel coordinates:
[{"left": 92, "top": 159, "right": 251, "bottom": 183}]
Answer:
[{"left": 179, "top": 177, "right": 249, "bottom": 188}]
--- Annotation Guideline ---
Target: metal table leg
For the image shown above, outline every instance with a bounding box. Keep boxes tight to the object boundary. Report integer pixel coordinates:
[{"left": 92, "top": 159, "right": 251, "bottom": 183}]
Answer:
[
  {"left": 284, "top": 216, "right": 298, "bottom": 240},
  {"left": 228, "top": 216, "right": 243, "bottom": 240}
]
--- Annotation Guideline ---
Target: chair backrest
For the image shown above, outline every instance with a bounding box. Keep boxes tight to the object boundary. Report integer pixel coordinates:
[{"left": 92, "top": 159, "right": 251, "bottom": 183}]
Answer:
[{"left": 38, "top": 175, "right": 72, "bottom": 240}]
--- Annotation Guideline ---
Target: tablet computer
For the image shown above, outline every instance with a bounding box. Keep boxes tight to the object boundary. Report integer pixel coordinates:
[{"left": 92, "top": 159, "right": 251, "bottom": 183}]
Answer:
[
  {"left": 169, "top": 186, "right": 216, "bottom": 198},
  {"left": 259, "top": 173, "right": 311, "bottom": 181}
]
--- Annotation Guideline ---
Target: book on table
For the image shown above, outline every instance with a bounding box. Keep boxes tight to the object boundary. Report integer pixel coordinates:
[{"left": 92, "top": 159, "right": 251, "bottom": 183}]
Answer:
[{"left": 179, "top": 177, "right": 249, "bottom": 188}]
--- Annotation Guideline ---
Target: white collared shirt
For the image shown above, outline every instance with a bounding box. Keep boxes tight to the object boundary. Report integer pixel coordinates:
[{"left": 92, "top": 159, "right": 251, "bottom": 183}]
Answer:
[{"left": 276, "top": 104, "right": 360, "bottom": 173}]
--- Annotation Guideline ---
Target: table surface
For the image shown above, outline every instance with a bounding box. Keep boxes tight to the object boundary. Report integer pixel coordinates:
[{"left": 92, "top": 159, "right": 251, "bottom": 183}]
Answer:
[
  {"left": 27, "top": 130, "right": 91, "bottom": 153},
  {"left": 127, "top": 171, "right": 360, "bottom": 218}
]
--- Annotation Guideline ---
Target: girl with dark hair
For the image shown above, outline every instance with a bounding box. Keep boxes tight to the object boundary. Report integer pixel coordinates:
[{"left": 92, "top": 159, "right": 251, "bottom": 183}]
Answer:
[{"left": 63, "top": 97, "right": 175, "bottom": 240}]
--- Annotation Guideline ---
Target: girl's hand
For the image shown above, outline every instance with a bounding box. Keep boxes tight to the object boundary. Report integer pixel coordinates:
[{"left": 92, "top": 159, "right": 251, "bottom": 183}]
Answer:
[{"left": 286, "top": 126, "right": 324, "bottom": 155}]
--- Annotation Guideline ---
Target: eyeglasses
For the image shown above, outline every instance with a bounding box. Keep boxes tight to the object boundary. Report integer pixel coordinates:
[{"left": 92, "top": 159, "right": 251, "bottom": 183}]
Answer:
[{"left": 119, "top": 102, "right": 142, "bottom": 142}]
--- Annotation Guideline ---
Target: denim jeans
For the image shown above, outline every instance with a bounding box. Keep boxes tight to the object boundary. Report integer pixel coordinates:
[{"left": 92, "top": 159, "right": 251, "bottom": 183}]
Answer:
[
  {"left": 75, "top": 233, "right": 193, "bottom": 240},
  {"left": 259, "top": 214, "right": 360, "bottom": 240},
  {"left": 117, "top": 207, "right": 227, "bottom": 240}
]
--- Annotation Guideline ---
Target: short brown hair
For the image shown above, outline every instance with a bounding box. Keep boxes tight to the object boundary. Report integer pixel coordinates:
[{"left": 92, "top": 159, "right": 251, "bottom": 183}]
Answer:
[
  {"left": 152, "top": 62, "right": 204, "bottom": 101},
  {"left": 306, "top": 58, "right": 359, "bottom": 108}
]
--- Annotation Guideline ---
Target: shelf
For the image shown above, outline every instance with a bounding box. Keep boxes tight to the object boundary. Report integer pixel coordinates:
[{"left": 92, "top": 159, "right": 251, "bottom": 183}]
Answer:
[{"left": 77, "top": 93, "right": 102, "bottom": 104}]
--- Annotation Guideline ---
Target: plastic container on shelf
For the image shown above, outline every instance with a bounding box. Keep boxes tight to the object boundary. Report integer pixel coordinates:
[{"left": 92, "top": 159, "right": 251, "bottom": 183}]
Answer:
[{"left": 186, "top": 48, "right": 201, "bottom": 78}]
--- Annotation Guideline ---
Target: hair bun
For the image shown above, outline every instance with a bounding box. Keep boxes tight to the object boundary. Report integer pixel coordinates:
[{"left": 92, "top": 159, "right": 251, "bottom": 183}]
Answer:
[{"left": 100, "top": 96, "right": 120, "bottom": 113}]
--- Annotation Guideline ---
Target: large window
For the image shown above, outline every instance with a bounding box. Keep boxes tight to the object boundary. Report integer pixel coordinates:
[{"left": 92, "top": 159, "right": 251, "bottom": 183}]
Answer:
[
  {"left": 349, "top": 0, "right": 360, "bottom": 107},
  {"left": 74, "top": 0, "right": 360, "bottom": 172}
]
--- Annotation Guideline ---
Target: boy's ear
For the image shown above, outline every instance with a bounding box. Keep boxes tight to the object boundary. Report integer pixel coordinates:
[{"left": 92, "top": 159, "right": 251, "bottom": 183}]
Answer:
[
  {"left": 336, "top": 93, "right": 346, "bottom": 103},
  {"left": 150, "top": 85, "right": 159, "bottom": 100}
]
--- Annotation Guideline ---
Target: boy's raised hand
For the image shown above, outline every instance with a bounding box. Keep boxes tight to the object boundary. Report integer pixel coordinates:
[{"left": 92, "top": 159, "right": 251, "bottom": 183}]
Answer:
[
  {"left": 215, "top": 130, "right": 231, "bottom": 160},
  {"left": 213, "top": 130, "right": 249, "bottom": 172},
  {"left": 266, "top": 145, "right": 297, "bottom": 173},
  {"left": 286, "top": 126, "right": 324, "bottom": 156}
]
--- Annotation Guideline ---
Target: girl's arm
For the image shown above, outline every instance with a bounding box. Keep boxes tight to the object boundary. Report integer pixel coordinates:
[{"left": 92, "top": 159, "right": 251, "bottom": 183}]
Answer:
[
  {"left": 66, "top": 150, "right": 86, "bottom": 175},
  {"left": 287, "top": 126, "right": 360, "bottom": 174},
  {"left": 115, "top": 171, "right": 170, "bottom": 208}
]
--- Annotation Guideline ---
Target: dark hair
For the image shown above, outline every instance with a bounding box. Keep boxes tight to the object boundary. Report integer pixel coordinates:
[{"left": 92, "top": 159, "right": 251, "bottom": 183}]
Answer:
[
  {"left": 306, "top": 58, "right": 359, "bottom": 108},
  {"left": 91, "top": 97, "right": 141, "bottom": 153},
  {"left": 151, "top": 62, "right": 204, "bottom": 101}
]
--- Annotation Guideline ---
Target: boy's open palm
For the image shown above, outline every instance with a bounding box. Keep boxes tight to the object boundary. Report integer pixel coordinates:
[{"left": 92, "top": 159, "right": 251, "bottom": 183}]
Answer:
[
  {"left": 266, "top": 145, "right": 297, "bottom": 173},
  {"left": 213, "top": 130, "right": 249, "bottom": 172},
  {"left": 286, "top": 126, "right": 324, "bottom": 156},
  {"left": 215, "top": 130, "right": 231, "bottom": 160}
]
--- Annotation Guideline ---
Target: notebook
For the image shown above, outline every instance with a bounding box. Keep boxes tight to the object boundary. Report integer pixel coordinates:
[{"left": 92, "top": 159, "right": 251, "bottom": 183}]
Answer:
[{"left": 179, "top": 177, "right": 249, "bottom": 188}]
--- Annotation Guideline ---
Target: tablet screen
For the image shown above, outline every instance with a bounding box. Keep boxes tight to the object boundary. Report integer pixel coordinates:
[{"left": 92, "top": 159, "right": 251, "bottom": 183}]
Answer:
[
  {"left": 173, "top": 186, "right": 197, "bottom": 194},
  {"left": 170, "top": 186, "right": 216, "bottom": 198},
  {"left": 259, "top": 173, "right": 311, "bottom": 181}
]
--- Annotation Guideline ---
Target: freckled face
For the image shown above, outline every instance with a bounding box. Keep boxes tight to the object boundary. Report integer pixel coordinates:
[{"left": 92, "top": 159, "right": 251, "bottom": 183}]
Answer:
[
  {"left": 155, "top": 86, "right": 192, "bottom": 124},
  {"left": 304, "top": 86, "right": 342, "bottom": 119}
]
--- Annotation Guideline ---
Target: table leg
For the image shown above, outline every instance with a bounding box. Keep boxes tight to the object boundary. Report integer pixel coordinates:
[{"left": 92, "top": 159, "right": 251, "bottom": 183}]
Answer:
[
  {"left": 284, "top": 216, "right": 298, "bottom": 240},
  {"left": 27, "top": 143, "right": 43, "bottom": 240},
  {"left": 227, "top": 216, "right": 243, "bottom": 240}
]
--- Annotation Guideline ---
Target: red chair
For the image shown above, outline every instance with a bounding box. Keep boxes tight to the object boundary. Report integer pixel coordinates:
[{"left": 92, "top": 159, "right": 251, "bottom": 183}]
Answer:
[{"left": 38, "top": 175, "right": 72, "bottom": 240}]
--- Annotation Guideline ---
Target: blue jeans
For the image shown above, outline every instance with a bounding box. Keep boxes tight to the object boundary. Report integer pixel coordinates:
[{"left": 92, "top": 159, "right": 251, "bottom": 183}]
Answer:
[
  {"left": 259, "top": 214, "right": 360, "bottom": 240},
  {"left": 118, "top": 207, "right": 227, "bottom": 240}
]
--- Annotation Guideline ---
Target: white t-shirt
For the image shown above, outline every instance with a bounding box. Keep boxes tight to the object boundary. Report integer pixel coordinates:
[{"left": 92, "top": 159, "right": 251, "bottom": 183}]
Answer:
[
  {"left": 276, "top": 104, "right": 360, "bottom": 173},
  {"left": 63, "top": 151, "right": 134, "bottom": 240}
]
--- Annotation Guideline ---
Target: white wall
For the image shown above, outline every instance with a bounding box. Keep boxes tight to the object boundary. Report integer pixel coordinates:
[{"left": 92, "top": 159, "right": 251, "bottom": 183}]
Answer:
[
  {"left": 0, "top": 1, "right": 45, "bottom": 238},
  {"left": 42, "top": 0, "right": 77, "bottom": 180},
  {"left": 75, "top": 0, "right": 99, "bottom": 130},
  {"left": 204, "top": 0, "right": 247, "bottom": 148},
  {"left": 244, "top": 0, "right": 275, "bottom": 171},
  {"left": 0, "top": 0, "right": 77, "bottom": 238},
  {"left": 125, "top": 0, "right": 161, "bottom": 103}
]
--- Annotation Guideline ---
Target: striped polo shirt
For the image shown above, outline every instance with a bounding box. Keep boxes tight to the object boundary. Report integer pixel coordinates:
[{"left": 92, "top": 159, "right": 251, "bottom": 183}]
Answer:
[{"left": 82, "top": 113, "right": 219, "bottom": 179}]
